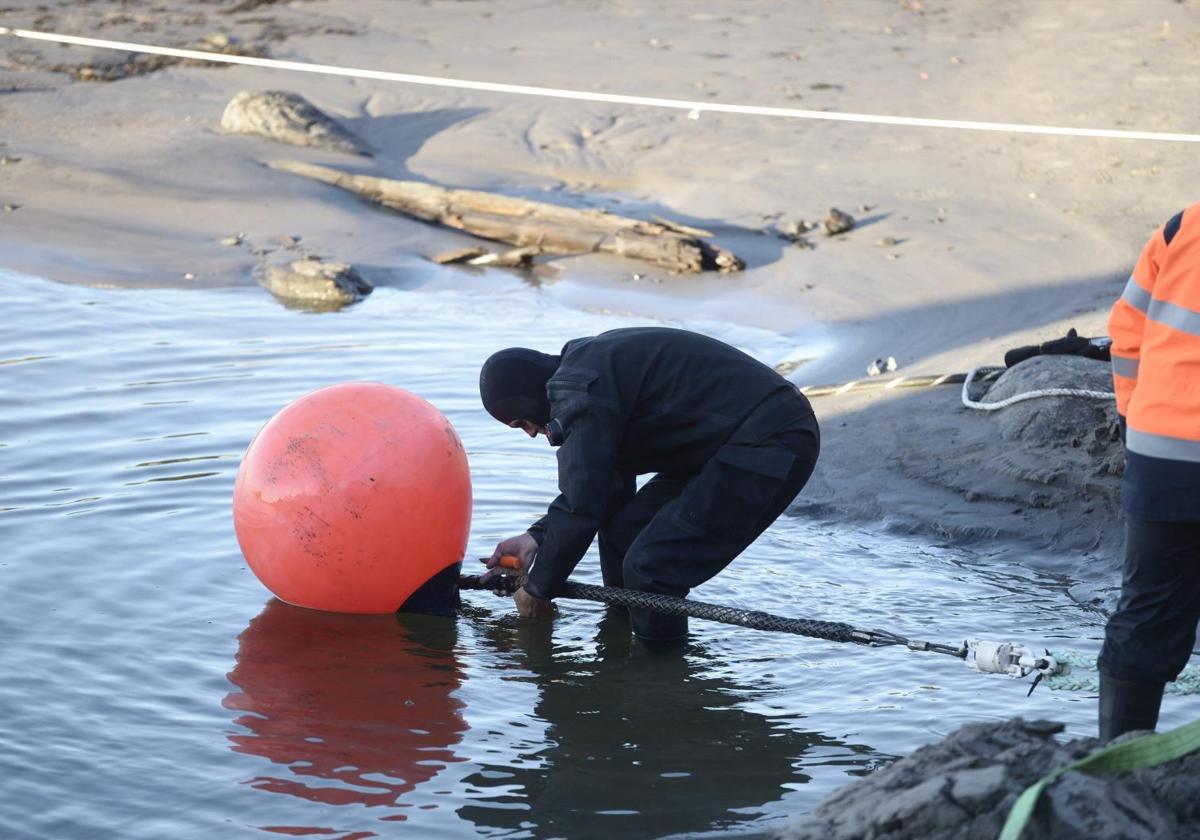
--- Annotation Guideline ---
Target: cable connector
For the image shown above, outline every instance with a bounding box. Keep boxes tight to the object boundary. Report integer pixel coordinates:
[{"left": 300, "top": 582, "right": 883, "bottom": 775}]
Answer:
[{"left": 966, "top": 640, "right": 1071, "bottom": 680}]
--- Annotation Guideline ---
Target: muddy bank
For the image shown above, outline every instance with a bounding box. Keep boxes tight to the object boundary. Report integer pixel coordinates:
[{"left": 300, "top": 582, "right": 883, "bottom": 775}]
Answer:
[
  {"left": 797, "top": 353, "right": 1125, "bottom": 601},
  {"left": 779, "top": 717, "right": 1200, "bottom": 840}
]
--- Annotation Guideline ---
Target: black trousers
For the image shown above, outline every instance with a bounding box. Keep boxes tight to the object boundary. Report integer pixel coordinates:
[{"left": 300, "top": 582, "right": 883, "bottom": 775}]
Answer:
[
  {"left": 598, "top": 390, "right": 820, "bottom": 640},
  {"left": 1098, "top": 515, "right": 1200, "bottom": 684}
]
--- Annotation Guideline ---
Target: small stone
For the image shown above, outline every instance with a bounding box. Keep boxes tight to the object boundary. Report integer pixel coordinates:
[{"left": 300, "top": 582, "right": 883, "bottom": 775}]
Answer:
[
  {"left": 3, "top": 203, "right": 18, "bottom": 212},
  {"left": 183, "top": 272, "right": 196, "bottom": 280},
  {"left": 204, "top": 33, "right": 232, "bottom": 49},
  {"left": 220, "top": 233, "right": 245, "bottom": 246},
  {"left": 875, "top": 236, "right": 898, "bottom": 247},
  {"left": 822, "top": 207, "right": 855, "bottom": 236},
  {"left": 0, "top": 156, "right": 21, "bottom": 165},
  {"left": 279, "top": 234, "right": 301, "bottom": 247}
]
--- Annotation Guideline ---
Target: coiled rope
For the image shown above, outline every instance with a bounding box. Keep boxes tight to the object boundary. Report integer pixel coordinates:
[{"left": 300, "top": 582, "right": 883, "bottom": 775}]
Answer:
[{"left": 959, "top": 365, "right": 1114, "bottom": 411}]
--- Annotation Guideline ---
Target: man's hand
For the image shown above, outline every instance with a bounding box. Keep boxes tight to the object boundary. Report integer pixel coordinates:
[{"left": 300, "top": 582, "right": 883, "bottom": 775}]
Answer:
[
  {"left": 514, "top": 586, "right": 555, "bottom": 618},
  {"left": 480, "top": 532, "right": 538, "bottom": 586}
]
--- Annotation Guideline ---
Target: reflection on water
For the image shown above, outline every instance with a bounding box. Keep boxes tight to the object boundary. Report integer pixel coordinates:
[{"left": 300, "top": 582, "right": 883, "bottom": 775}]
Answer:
[
  {"left": 224, "top": 601, "right": 466, "bottom": 823},
  {"left": 224, "top": 602, "right": 882, "bottom": 839},
  {"left": 457, "top": 608, "right": 881, "bottom": 839}
]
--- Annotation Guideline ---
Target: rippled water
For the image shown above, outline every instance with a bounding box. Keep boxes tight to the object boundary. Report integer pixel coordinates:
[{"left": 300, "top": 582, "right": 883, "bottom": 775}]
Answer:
[{"left": 1, "top": 268, "right": 1187, "bottom": 839}]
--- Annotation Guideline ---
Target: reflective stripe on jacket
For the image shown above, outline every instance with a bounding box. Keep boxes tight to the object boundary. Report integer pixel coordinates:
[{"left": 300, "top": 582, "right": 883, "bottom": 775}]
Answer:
[{"left": 1109, "top": 205, "right": 1200, "bottom": 463}]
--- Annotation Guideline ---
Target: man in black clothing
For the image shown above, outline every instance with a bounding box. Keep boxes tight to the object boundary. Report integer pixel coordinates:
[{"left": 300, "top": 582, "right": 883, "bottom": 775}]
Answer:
[{"left": 478, "top": 327, "right": 820, "bottom": 641}]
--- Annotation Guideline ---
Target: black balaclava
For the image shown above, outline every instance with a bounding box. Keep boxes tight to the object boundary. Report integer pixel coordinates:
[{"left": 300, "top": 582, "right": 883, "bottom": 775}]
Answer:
[{"left": 479, "top": 348, "right": 560, "bottom": 426}]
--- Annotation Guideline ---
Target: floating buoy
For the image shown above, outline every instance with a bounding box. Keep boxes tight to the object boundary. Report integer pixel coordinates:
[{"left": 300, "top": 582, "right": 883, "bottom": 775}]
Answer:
[{"left": 233, "top": 382, "right": 472, "bottom": 613}]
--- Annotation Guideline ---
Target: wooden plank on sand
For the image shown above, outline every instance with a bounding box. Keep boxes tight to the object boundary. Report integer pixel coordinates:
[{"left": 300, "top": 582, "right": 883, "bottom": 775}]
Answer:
[{"left": 269, "top": 160, "right": 744, "bottom": 273}]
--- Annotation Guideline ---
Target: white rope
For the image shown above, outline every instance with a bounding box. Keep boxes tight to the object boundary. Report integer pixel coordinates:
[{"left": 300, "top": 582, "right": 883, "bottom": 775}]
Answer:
[
  {"left": 4, "top": 26, "right": 1200, "bottom": 144},
  {"left": 961, "top": 365, "right": 1114, "bottom": 411}
]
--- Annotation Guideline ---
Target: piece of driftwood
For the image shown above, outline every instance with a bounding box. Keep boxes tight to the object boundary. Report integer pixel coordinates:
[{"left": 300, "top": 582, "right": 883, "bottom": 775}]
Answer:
[
  {"left": 432, "top": 245, "right": 542, "bottom": 268},
  {"left": 431, "top": 246, "right": 490, "bottom": 264},
  {"left": 269, "top": 160, "right": 744, "bottom": 273}
]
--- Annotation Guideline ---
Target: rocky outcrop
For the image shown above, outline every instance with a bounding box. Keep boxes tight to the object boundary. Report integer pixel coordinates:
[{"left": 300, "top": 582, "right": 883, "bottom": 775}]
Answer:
[
  {"left": 220, "top": 91, "right": 367, "bottom": 155},
  {"left": 779, "top": 718, "right": 1200, "bottom": 840},
  {"left": 260, "top": 257, "right": 372, "bottom": 308}
]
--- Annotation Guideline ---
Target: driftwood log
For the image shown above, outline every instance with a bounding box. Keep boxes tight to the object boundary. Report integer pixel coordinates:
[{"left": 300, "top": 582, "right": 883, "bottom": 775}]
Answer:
[{"left": 268, "top": 160, "right": 744, "bottom": 273}]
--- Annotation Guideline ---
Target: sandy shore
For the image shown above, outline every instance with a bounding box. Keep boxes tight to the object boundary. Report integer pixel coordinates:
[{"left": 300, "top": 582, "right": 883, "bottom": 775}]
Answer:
[{"left": 3, "top": 0, "right": 1199, "bottom": 593}]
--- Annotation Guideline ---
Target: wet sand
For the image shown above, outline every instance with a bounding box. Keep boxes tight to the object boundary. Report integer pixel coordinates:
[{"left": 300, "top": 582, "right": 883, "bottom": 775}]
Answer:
[{"left": 3, "top": 0, "right": 1199, "bottom": 583}]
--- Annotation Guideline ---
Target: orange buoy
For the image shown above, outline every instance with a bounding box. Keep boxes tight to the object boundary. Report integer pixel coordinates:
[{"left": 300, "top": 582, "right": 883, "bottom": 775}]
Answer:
[{"left": 233, "top": 382, "right": 472, "bottom": 614}]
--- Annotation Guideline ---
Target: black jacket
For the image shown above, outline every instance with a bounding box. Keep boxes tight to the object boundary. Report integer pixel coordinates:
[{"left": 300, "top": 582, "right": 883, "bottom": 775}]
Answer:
[{"left": 524, "top": 327, "right": 804, "bottom": 597}]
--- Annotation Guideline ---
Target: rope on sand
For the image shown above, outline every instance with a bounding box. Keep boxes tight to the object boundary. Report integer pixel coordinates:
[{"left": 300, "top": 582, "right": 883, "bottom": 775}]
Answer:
[
  {"left": 4, "top": 27, "right": 1200, "bottom": 144},
  {"left": 799, "top": 370, "right": 991, "bottom": 398},
  {"left": 798, "top": 366, "right": 1116, "bottom": 411},
  {"left": 959, "top": 365, "right": 1114, "bottom": 411}
]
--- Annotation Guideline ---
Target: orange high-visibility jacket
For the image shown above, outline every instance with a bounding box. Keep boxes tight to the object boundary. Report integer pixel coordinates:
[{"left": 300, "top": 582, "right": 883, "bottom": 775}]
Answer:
[{"left": 1109, "top": 204, "right": 1200, "bottom": 465}]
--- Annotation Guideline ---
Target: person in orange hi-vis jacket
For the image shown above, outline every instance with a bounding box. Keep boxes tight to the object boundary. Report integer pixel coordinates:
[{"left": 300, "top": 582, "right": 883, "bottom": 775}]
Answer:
[{"left": 1099, "top": 204, "right": 1200, "bottom": 742}]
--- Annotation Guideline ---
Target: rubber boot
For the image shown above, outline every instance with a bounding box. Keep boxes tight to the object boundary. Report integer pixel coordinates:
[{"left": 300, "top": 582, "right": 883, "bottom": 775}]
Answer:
[
  {"left": 1098, "top": 673, "right": 1165, "bottom": 743},
  {"left": 630, "top": 607, "right": 687, "bottom": 646}
]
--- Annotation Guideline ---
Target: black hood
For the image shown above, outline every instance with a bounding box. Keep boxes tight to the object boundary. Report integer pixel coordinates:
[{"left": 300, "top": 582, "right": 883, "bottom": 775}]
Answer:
[{"left": 479, "top": 347, "right": 560, "bottom": 426}]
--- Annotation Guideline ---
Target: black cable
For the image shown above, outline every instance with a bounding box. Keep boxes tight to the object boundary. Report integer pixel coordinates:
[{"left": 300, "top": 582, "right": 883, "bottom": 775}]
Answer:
[{"left": 459, "top": 575, "right": 967, "bottom": 658}]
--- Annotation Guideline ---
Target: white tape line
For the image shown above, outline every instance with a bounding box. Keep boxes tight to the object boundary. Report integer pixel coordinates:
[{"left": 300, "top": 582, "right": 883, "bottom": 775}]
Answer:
[{"left": 3, "top": 26, "right": 1200, "bottom": 144}]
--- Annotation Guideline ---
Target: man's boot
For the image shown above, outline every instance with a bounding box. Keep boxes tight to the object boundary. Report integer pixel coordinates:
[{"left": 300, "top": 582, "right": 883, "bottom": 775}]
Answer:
[{"left": 1098, "top": 673, "right": 1165, "bottom": 743}]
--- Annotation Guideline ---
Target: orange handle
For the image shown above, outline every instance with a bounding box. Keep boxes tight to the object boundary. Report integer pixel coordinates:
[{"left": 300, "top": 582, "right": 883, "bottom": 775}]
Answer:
[{"left": 499, "top": 555, "right": 523, "bottom": 571}]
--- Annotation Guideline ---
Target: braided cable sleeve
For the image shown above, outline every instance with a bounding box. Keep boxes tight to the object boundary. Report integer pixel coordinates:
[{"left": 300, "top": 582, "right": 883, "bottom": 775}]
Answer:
[{"left": 559, "top": 582, "right": 864, "bottom": 644}]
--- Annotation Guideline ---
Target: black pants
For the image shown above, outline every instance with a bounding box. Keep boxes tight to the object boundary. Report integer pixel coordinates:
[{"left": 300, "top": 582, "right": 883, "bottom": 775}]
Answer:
[
  {"left": 1098, "top": 515, "right": 1200, "bottom": 684},
  {"left": 598, "top": 390, "right": 820, "bottom": 641}
]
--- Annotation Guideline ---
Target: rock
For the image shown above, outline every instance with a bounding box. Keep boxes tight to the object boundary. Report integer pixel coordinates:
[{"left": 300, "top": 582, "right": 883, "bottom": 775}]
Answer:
[
  {"left": 260, "top": 258, "right": 373, "bottom": 308},
  {"left": 777, "top": 220, "right": 817, "bottom": 250},
  {"left": 220, "top": 233, "right": 245, "bottom": 247},
  {"left": 779, "top": 718, "right": 1200, "bottom": 840},
  {"left": 979, "top": 356, "right": 1118, "bottom": 446},
  {"left": 822, "top": 207, "right": 855, "bottom": 235},
  {"left": 220, "top": 91, "right": 367, "bottom": 155}
]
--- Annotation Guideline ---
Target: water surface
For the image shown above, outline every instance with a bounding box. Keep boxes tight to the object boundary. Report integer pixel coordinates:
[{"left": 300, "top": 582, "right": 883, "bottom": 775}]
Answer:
[{"left": 1, "top": 270, "right": 1178, "bottom": 839}]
